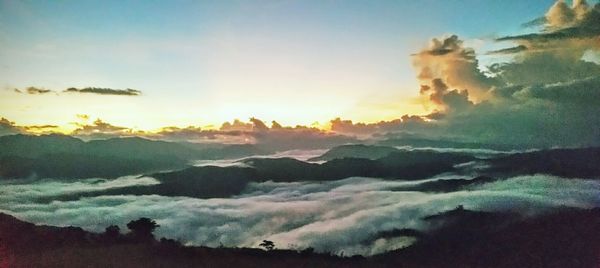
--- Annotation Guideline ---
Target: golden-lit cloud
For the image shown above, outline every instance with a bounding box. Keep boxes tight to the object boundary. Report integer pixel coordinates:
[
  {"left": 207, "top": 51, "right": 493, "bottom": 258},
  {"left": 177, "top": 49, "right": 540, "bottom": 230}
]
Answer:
[
  {"left": 412, "top": 35, "right": 498, "bottom": 105},
  {"left": 2, "top": 0, "right": 600, "bottom": 149}
]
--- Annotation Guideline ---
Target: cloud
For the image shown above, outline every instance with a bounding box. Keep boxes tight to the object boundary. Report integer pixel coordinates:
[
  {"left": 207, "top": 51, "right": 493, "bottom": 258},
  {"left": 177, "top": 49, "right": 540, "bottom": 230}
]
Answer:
[
  {"left": 4, "top": 2, "right": 600, "bottom": 148},
  {"left": 489, "top": 1, "right": 600, "bottom": 87},
  {"left": 377, "top": 1, "right": 600, "bottom": 147},
  {"left": 0, "top": 117, "right": 21, "bottom": 136},
  {"left": 71, "top": 118, "right": 136, "bottom": 139},
  {"left": 76, "top": 114, "right": 90, "bottom": 121},
  {"left": 13, "top": 86, "right": 54, "bottom": 94},
  {"left": 64, "top": 116, "right": 357, "bottom": 150},
  {"left": 510, "top": 76, "right": 600, "bottom": 105},
  {"left": 419, "top": 78, "right": 473, "bottom": 112},
  {"left": 12, "top": 87, "right": 142, "bottom": 96},
  {"left": 0, "top": 118, "right": 59, "bottom": 136},
  {"left": 412, "top": 35, "right": 499, "bottom": 103},
  {"left": 486, "top": 45, "right": 528, "bottom": 55},
  {"left": 21, "top": 125, "right": 60, "bottom": 134},
  {"left": 1, "top": 175, "right": 599, "bottom": 256},
  {"left": 64, "top": 87, "right": 142, "bottom": 96},
  {"left": 498, "top": 2, "right": 600, "bottom": 43}
]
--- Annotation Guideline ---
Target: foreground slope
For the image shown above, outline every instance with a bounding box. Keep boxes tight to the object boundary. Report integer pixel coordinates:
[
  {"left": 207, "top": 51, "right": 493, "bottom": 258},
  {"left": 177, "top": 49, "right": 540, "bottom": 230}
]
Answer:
[{"left": 2, "top": 206, "right": 600, "bottom": 268}]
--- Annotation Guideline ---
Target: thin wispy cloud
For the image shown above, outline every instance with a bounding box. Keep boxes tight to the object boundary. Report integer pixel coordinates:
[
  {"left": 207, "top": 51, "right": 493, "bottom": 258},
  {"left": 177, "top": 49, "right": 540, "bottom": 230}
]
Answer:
[
  {"left": 64, "top": 87, "right": 142, "bottom": 96},
  {"left": 12, "top": 86, "right": 142, "bottom": 96}
]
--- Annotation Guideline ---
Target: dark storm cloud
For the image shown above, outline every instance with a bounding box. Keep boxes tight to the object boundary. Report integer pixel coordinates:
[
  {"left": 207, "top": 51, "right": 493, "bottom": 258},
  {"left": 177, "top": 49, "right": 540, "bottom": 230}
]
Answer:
[
  {"left": 510, "top": 76, "right": 600, "bottom": 105},
  {"left": 497, "top": 0, "right": 600, "bottom": 43}
]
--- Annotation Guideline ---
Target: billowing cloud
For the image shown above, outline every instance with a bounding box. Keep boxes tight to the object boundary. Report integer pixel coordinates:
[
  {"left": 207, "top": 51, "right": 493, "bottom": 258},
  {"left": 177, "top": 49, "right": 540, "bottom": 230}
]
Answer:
[
  {"left": 498, "top": 1, "right": 599, "bottom": 44},
  {"left": 412, "top": 35, "right": 498, "bottom": 104},
  {"left": 491, "top": 0, "right": 600, "bottom": 85},
  {"left": 389, "top": 0, "right": 600, "bottom": 147},
  {"left": 419, "top": 78, "right": 473, "bottom": 112},
  {"left": 64, "top": 87, "right": 142, "bottom": 96}
]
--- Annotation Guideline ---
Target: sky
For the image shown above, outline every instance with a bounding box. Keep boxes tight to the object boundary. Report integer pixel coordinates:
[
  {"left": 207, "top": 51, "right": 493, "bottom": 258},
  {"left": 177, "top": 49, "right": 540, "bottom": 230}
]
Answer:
[{"left": 0, "top": 0, "right": 558, "bottom": 131}]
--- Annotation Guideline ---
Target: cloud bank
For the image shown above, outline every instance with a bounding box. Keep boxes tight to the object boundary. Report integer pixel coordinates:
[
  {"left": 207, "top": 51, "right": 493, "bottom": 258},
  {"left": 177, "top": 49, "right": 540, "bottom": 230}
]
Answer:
[
  {"left": 1, "top": 174, "right": 599, "bottom": 256},
  {"left": 323, "top": 1, "right": 600, "bottom": 148}
]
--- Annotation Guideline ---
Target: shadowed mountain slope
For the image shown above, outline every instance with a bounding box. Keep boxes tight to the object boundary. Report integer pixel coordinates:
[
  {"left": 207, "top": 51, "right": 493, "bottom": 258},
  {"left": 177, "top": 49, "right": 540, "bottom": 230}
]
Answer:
[
  {"left": 308, "top": 144, "right": 400, "bottom": 161},
  {"left": 487, "top": 147, "right": 600, "bottom": 178},
  {"left": 0, "top": 135, "right": 272, "bottom": 179},
  {"left": 2, "top": 207, "right": 600, "bottom": 267}
]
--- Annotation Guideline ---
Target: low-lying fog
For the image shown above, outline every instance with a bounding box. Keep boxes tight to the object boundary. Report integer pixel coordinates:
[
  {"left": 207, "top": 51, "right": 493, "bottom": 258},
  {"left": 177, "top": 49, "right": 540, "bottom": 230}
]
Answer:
[
  {"left": 191, "top": 149, "right": 328, "bottom": 167},
  {"left": 1, "top": 170, "right": 599, "bottom": 256}
]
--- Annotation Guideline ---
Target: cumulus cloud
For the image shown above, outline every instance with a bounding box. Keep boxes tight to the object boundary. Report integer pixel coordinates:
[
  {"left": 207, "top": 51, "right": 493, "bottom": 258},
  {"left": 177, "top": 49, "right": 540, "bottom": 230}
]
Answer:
[
  {"left": 498, "top": 0, "right": 600, "bottom": 43},
  {"left": 412, "top": 35, "right": 498, "bottom": 103},
  {"left": 377, "top": 0, "right": 600, "bottom": 147},
  {"left": 419, "top": 78, "right": 473, "bottom": 112},
  {"left": 1, "top": 175, "right": 599, "bottom": 256},
  {"left": 491, "top": 1, "right": 600, "bottom": 85}
]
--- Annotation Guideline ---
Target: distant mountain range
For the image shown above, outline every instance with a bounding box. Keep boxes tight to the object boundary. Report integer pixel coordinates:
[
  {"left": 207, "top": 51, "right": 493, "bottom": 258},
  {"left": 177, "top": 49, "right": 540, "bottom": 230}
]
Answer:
[{"left": 0, "top": 134, "right": 271, "bottom": 179}]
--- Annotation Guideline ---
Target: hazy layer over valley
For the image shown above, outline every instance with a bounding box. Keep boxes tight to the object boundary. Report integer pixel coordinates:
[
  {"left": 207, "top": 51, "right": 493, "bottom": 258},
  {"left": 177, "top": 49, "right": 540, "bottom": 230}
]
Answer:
[{"left": 2, "top": 135, "right": 599, "bottom": 256}]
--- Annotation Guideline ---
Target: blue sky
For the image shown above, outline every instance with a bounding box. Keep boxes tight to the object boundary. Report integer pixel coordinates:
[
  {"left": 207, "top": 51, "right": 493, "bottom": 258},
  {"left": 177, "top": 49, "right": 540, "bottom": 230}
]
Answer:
[{"left": 0, "top": 0, "right": 561, "bottom": 129}]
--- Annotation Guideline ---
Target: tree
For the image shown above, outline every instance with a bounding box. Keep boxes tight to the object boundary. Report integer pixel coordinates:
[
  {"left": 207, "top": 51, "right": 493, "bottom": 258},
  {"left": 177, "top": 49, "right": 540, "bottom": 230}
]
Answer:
[
  {"left": 127, "top": 218, "right": 160, "bottom": 241},
  {"left": 104, "top": 225, "right": 121, "bottom": 239},
  {"left": 259, "top": 240, "right": 275, "bottom": 251}
]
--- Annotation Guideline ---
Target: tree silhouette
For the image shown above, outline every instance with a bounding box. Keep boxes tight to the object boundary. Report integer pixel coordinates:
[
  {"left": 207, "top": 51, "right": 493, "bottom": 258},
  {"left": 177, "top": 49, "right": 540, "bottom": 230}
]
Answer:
[
  {"left": 259, "top": 240, "right": 275, "bottom": 251},
  {"left": 104, "top": 225, "right": 121, "bottom": 239},
  {"left": 127, "top": 218, "right": 159, "bottom": 241}
]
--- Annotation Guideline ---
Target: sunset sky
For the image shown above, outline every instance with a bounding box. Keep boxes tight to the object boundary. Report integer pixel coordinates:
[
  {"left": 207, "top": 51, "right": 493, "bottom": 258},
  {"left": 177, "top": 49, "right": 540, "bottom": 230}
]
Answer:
[{"left": 0, "top": 0, "right": 560, "bottom": 131}]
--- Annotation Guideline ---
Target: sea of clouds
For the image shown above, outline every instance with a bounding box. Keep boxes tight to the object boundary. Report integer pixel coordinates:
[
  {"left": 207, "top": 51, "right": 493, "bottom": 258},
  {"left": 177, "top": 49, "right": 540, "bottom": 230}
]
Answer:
[{"left": 1, "top": 173, "right": 600, "bottom": 256}]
